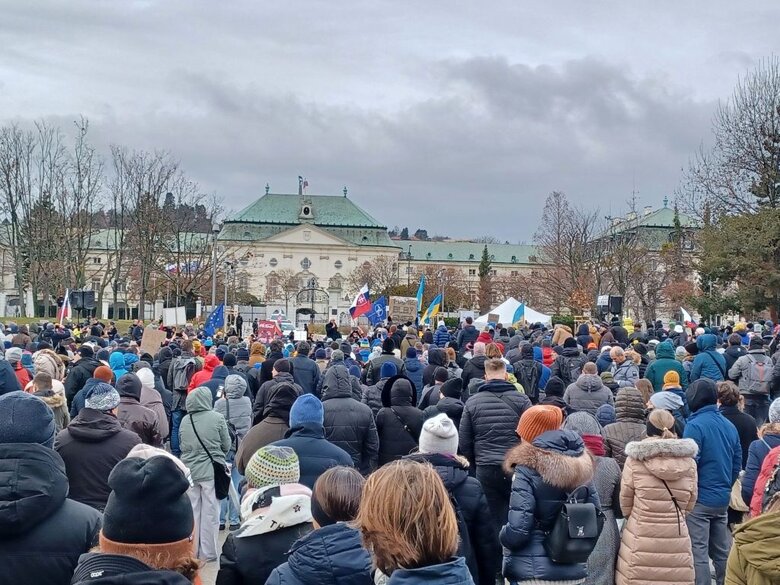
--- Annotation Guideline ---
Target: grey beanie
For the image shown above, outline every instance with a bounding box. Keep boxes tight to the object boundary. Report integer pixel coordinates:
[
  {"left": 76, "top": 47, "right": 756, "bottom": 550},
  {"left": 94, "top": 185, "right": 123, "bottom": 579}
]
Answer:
[
  {"left": 5, "top": 347, "right": 23, "bottom": 364},
  {"left": 770, "top": 398, "right": 780, "bottom": 424},
  {"left": 419, "top": 413, "right": 459, "bottom": 456},
  {"left": 0, "top": 391, "right": 56, "bottom": 448},
  {"left": 562, "top": 411, "right": 604, "bottom": 437},
  {"left": 331, "top": 349, "right": 345, "bottom": 362}
]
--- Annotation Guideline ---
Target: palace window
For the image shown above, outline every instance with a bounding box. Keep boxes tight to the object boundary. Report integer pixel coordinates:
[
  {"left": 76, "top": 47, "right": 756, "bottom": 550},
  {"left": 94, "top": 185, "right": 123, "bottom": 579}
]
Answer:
[
  {"left": 269, "top": 257, "right": 278, "bottom": 267},
  {"left": 300, "top": 257, "right": 312, "bottom": 270},
  {"left": 334, "top": 260, "right": 343, "bottom": 269}
]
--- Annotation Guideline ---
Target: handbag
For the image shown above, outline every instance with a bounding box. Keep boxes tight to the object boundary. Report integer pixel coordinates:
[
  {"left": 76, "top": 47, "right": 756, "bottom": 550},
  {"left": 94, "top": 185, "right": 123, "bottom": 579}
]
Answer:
[
  {"left": 190, "top": 412, "right": 231, "bottom": 500},
  {"left": 544, "top": 485, "right": 605, "bottom": 564}
]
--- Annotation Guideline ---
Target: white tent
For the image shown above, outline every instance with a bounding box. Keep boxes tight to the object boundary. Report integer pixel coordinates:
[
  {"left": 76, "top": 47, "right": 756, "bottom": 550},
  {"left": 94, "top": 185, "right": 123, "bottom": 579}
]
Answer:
[{"left": 474, "top": 297, "right": 552, "bottom": 327}]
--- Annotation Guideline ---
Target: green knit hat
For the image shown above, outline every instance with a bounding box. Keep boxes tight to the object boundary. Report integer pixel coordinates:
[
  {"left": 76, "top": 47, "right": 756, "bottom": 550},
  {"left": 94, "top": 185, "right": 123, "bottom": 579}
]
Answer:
[{"left": 246, "top": 445, "right": 300, "bottom": 489}]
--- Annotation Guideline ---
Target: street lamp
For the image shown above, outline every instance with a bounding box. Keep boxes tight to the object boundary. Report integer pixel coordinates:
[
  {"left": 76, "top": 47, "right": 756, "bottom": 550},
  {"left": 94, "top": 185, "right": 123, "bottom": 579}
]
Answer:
[
  {"left": 436, "top": 268, "right": 446, "bottom": 317},
  {"left": 406, "top": 244, "right": 413, "bottom": 287},
  {"left": 211, "top": 222, "right": 220, "bottom": 310}
]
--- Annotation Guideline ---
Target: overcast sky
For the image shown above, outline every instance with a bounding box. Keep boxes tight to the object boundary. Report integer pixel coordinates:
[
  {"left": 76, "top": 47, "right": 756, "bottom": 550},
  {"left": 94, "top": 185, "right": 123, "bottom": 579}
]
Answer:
[{"left": 1, "top": 1, "right": 777, "bottom": 241}]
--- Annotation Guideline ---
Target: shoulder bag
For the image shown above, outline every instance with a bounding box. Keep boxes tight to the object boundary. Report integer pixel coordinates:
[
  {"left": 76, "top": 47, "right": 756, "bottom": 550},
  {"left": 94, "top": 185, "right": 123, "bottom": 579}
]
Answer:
[{"left": 190, "top": 413, "right": 231, "bottom": 500}]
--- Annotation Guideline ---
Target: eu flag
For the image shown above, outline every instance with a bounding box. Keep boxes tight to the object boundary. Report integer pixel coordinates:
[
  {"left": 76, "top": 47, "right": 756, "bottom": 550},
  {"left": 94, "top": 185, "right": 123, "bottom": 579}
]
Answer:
[{"left": 204, "top": 303, "right": 225, "bottom": 336}]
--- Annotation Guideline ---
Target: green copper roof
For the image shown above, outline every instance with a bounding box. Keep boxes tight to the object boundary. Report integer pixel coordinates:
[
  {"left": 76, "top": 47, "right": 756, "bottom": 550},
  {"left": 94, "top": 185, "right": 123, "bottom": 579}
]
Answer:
[
  {"left": 227, "top": 193, "right": 386, "bottom": 228},
  {"left": 404, "top": 241, "right": 539, "bottom": 264},
  {"left": 603, "top": 206, "right": 698, "bottom": 236}
]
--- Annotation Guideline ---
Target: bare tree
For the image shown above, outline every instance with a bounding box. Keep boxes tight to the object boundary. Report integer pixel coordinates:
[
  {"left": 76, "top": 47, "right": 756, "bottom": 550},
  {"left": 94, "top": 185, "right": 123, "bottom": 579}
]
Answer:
[{"left": 346, "top": 255, "right": 400, "bottom": 298}]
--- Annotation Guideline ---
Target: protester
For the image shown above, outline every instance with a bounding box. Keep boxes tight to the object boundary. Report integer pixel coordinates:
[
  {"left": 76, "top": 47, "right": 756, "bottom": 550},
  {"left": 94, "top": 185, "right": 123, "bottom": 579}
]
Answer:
[
  {"left": 423, "top": 377, "right": 465, "bottom": 428},
  {"left": 422, "top": 346, "right": 448, "bottom": 387},
  {"left": 136, "top": 365, "right": 169, "bottom": 440},
  {"left": 363, "top": 360, "right": 397, "bottom": 416},
  {"left": 357, "top": 459, "right": 474, "bottom": 584},
  {"left": 616, "top": 409, "right": 699, "bottom": 585},
  {"left": 290, "top": 341, "right": 320, "bottom": 395},
  {"left": 64, "top": 345, "right": 100, "bottom": 406},
  {"left": 741, "top": 398, "right": 780, "bottom": 509},
  {"left": 55, "top": 382, "right": 141, "bottom": 510},
  {"left": 362, "top": 338, "right": 405, "bottom": 385},
  {"left": 459, "top": 358, "right": 532, "bottom": 533},
  {"left": 726, "top": 492, "right": 780, "bottom": 584},
  {"left": 419, "top": 366, "right": 449, "bottom": 409},
  {"left": 179, "top": 385, "right": 231, "bottom": 562},
  {"left": 717, "top": 381, "right": 758, "bottom": 469},
  {"left": 376, "top": 375, "right": 424, "bottom": 465},
  {"left": 644, "top": 340, "right": 688, "bottom": 393},
  {"left": 69, "top": 364, "right": 114, "bottom": 418},
  {"left": 116, "top": 372, "right": 163, "bottom": 446},
  {"left": 252, "top": 358, "right": 303, "bottom": 424},
  {"left": 603, "top": 387, "right": 647, "bottom": 469},
  {"left": 690, "top": 333, "right": 727, "bottom": 383},
  {"left": 461, "top": 341, "right": 488, "bottom": 397},
  {"left": 728, "top": 336, "right": 773, "bottom": 425},
  {"left": 217, "top": 446, "right": 313, "bottom": 585},
  {"left": 563, "top": 361, "right": 615, "bottom": 414},
  {"left": 167, "top": 340, "right": 198, "bottom": 457},
  {"left": 0, "top": 391, "right": 102, "bottom": 584},
  {"left": 30, "top": 371, "right": 70, "bottom": 431},
  {"left": 538, "top": 375, "right": 571, "bottom": 415}
]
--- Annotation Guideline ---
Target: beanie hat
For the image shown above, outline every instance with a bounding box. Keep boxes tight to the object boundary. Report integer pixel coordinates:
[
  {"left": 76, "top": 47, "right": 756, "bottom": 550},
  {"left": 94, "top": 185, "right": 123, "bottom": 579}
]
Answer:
[
  {"left": 116, "top": 373, "right": 142, "bottom": 401},
  {"left": 406, "top": 347, "right": 418, "bottom": 359},
  {"left": 79, "top": 345, "right": 95, "bottom": 359},
  {"left": 686, "top": 378, "right": 718, "bottom": 413},
  {"left": 273, "top": 358, "right": 291, "bottom": 373},
  {"left": 340, "top": 342, "right": 353, "bottom": 356},
  {"left": 600, "top": 371, "right": 615, "bottom": 384},
  {"left": 215, "top": 347, "right": 226, "bottom": 360},
  {"left": 93, "top": 365, "right": 114, "bottom": 383},
  {"left": 330, "top": 350, "right": 345, "bottom": 363},
  {"left": 749, "top": 336, "right": 765, "bottom": 350},
  {"left": 223, "top": 353, "right": 237, "bottom": 367},
  {"left": 562, "top": 411, "right": 603, "bottom": 436},
  {"left": 663, "top": 370, "right": 681, "bottom": 389},
  {"left": 441, "top": 377, "right": 463, "bottom": 399},
  {"left": 85, "top": 382, "right": 121, "bottom": 411},
  {"left": 380, "top": 361, "right": 397, "bottom": 379},
  {"left": 517, "top": 405, "right": 563, "bottom": 443},
  {"left": 0, "top": 391, "right": 56, "bottom": 448},
  {"left": 596, "top": 403, "right": 616, "bottom": 427},
  {"left": 382, "top": 338, "right": 395, "bottom": 353},
  {"left": 348, "top": 364, "right": 362, "bottom": 379},
  {"left": 290, "top": 394, "right": 324, "bottom": 427},
  {"left": 315, "top": 348, "right": 327, "bottom": 360},
  {"left": 136, "top": 367, "right": 155, "bottom": 389},
  {"left": 675, "top": 346, "right": 688, "bottom": 358},
  {"left": 520, "top": 344, "right": 534, "bottom": 359},
  {"left": 236, "top": 347, "right": 250, "bottom": 362},
  {"left": 419, "top": 413, "right": 459, "bottom": 456},
  {"left": 769, "top": 398, "right": 780, "bottom": 424},
  {"left": 102, "top": 456, "right": 193, "bottom": 544},
  {"left": 5, "top": 347, "right": 22, "bottom": 364},
  {"left": 563, "top": 337, "right": 577, "bottom": 349},
  {"left": 544, "top": 376, "right": 566, "bottom": 397},
  {"left": 246, "top": 445, "right": 300, "bottom": 489},
  {"left": 684, "top": 341, "right": 698, "bottom": 356}
]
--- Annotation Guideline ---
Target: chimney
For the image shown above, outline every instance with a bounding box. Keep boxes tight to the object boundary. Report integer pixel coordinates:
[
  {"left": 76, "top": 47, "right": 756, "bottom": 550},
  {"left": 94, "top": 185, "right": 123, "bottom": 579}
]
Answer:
[
  {"left": 611, "top": 217, "right": 623, "bottom": 227},
  {"left": 626, "top": 211, "right": 637, "bottom": 221},
  {"left": 643, "top": 205, "right": 653, "bottom": 216}
]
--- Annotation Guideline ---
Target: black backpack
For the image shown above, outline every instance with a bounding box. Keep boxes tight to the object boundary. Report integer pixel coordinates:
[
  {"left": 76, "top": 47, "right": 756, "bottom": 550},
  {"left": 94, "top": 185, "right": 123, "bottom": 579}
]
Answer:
[
  {"left": 544, "top": 485, "right": 605, "bottom": 564},
  {"left": 514, "top": 360, "right": 541, "bottom": 401}
]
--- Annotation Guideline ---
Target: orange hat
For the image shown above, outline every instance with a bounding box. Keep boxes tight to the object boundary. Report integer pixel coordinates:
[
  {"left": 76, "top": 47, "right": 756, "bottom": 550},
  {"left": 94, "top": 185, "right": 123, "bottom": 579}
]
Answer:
[
  {"left": 517, "top": 405, "right": 564, "bottom": 443},
  {"left": 663, "top": 370, "right": 681, "bottom": 389},
  {"left": 93, "top": 365, "right": 114, "bottom": 383}
]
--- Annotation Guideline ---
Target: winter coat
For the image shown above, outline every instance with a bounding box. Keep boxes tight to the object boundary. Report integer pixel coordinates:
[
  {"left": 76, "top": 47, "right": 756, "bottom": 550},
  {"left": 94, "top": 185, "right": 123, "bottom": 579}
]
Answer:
[
  {"left": 34, "top": 348, "right": 65, "bottom": 380},
  {"left": 728, "top": 349, "right": 773, "bottom": 395},
  {"left": 270, "top": 421, "right": 354, "bottom": 488},
  {"left": 54, "top": 408, "right": 141, "bottom": 510},
  {"left": 549, "top": 347, "right": 587, "bottom": 386},
  {"left": 321, "top": 365, "right": 379, "bottom": 474},
  {"left": 644, "top": 342, "right": 689, "bottom": 393},
  {"left": 361, "top": 378, "right": 388, "bottom": 417},
  {"left": 34, "top": 388, "right": 71, "bottom": 432},
  {"left": 596, "top": 351, "right": 613, "bottom": 374},
  {"left": 461, "top": 355, "right": 487, "bottom": 394},
  {"left": 563, "top": 374, "right": 615, "bottom": 415},
  {"left": 407, "top": 453, "right": 500, "bottom": 585},
  {"left": 137, "top": 370, "right": 169, "bottom": 440},
  {"left": 188, "top": 353, "right": 219, "bottom": 390},
  {"left": 197, "top": 364, "right": 229, "bottom": 405},
  {"left": 214, "top": 384, "right": 253, "bottom": 442},
  {"left": 741, "top": 432, "right": 780, "bottom": 505},
  {"left": 376, "top": 376, "right": 424, "bottom": 465},
  {"left": 361, "top": 352, "right": 405, "bottom": 385},
  {"left": 179, "top": 386, "right": 231, "bottom": 483},
  {"left": 157, "top": 347, "right": 174, "bottom": 388},
  {"left": 404, "top": 356, "right": 424, "bottom": 395},
  {"left": 116, "top": 374, "right": 162, "bottom": 447},
  {"left": 0, "top": 443, "right": 102, "bottom": 585},
  {"left": 459, "top": 379, "right": 532, "bottom": 468},
  {"left": 719, "top": 405, "right": 758, "bottom": 469},
  {"left": 726, "top": 509, "right": 780, "bottom": 585},
  {"left": 71, "top": 553, "right": 191, "bottom": 585},
  {"left": 724, "top": 345, "right": 748, "bottom": 376},
  {"left": 423, "top": 396, "right": 465, "bottom": 430},
  {"left": 616, "top": 438, "right": 698, "bottom": 585},
  {"left": 603, "top": 387, "right": 646, "bottom": 469},
  {"left": 266, "top": 522, "right": 373, "bottom": 585},
  {"left": 64, "top": 356, "right": 99, "bottom": 406},
  {"left": 290, "top": 354, "right": 320, "bottom": 395},
  {"left": 690, "top": 334, "right": 727, "bottom": 382},
  {"left": 683, "top": 404, "right": 741, "bottom": 507},
  {"left": 109, "top": 352, "right": 128, "bottom": 382},
  {"left": 386, "top": 557, "right": 474, "bottom": 584},
  {"left": 432, "top": 325, "right": 449, "bottom": 349},
  {"left": 422, "top": 348, "right": 447, "bottom": 387},
  {"left": 457, "top": 324, "right": 479, "bottom": 349},
  {"left": 252, "top": 372, "right": 303, "bottom": 424},
  {"left": 501, "top": 430, "right": 600, "bottom": 583},
  {"left": 611, "top": 360, "right": 639, "bottom": 388},
  {"left": 217, "top": 485, "right": 313, "bottom": 585},
  {"left": 551, "top": 324, "right": 573, "bottom": 347},
  {"left": 248, "top": 342, "right": 266, "bottom": 367}
]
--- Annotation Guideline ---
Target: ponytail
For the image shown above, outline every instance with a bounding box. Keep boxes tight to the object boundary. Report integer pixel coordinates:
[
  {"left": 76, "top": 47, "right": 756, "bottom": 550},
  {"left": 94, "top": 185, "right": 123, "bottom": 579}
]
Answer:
[{"left": 646, "top": 409, "right": 677, "bottom": 439}]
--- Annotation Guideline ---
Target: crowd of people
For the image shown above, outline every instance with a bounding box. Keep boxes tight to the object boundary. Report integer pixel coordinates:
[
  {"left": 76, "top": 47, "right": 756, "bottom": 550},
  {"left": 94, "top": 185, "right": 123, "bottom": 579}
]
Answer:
[{"left": 1, "top": 314, "right": 780, "bottom": 584}]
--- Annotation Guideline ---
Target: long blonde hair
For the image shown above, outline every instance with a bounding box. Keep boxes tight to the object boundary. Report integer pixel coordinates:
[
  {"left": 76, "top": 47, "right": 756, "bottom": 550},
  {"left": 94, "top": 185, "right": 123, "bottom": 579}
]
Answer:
[{"left": 357, "top": 460, "right": 458, "bottom": 575}]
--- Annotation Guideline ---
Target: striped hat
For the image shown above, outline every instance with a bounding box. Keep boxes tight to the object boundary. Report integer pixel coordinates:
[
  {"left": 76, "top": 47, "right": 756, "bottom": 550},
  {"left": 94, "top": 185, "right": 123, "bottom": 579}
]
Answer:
[{"left": 246, "top": 446, "right": 300, "bottom": 489}]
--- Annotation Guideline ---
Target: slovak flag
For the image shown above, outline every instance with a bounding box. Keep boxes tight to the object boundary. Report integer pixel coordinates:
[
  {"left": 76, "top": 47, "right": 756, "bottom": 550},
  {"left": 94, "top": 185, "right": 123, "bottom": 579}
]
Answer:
[
  {"left": 349, "top": 284, "right": 372, "bottom": 319},
  {"left": 58, "top": 289, "right": 72, "bottom": 325}
]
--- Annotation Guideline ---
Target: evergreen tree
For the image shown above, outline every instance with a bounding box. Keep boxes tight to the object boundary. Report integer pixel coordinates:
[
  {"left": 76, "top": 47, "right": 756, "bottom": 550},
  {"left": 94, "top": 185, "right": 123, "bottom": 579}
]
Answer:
[{"left": 478, "top": 245, "right": 492, "bottom": 313}]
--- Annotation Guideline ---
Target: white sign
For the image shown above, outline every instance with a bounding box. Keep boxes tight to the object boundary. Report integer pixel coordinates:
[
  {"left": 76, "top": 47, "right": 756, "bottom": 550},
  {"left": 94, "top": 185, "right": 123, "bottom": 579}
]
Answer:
[
  {"left": 293, "top": 330, "right": 307, "bottom": 342},
  {"left": 597, "top": 295, "right": 609, "bottom": 307},
  {"left": 241, "top": 323, "right": 253, "bottom": 339},
  {"left": 162, "top": 306, "right": 187, "bottom": 327},
  {"left": 459, "top": 310, "right": 475, "bottom": 323}
]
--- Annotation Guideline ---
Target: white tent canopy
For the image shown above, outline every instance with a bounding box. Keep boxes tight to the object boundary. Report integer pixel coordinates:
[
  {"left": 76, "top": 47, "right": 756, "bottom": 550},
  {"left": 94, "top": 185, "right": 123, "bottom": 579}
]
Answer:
[{"left": 474, "top": 297, "right": 552, "bottom": 327}]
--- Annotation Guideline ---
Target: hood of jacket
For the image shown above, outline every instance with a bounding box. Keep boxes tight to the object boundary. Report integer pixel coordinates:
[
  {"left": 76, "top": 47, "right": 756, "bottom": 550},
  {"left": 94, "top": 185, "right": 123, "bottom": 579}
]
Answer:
[
  {"left": 726, "top": 345, "right": 747, "bottom": 359},
  {"left": 504, "top": 429, "right": 594, "bottom": 490},
  {"left": 508, "top": 335, "right": 522, "bottom": 350},
  {"left": 202, "top": 354, "right": 219, "bottom": 372},
  {"left": 654, "top": 340, "right": 676, "bottom": 360},
  {"left": 560, "top": 346, "right": 582, "bottom": 358},
  {"left": 615, "top": 387, "right": 646, "bottom": 423},
  {"left": 731, "top": 511, "right": 780, "bottom": 579},
  {"left": 158, "top": 347, "right": 173, "bottom": 363},
  {"left": 108, "top": 352, "right": 125, "bottom": 370},
  {"left": 478, "top": 378, "right": 518, "bottom": 395},
  {"left": 404, "top": 357, "right": 423, "bottom": 373},
  {"left": 237, "top": 483, "right": 312, "bottom": 538},
  {"left": 211, "top": 365, "right": 229, "bottom": 380},
  {"left": 284, "top": 522, "right": 371, "bottom": 585},
  {"left": 185, "top": 385, "right": 213, "bottom": 413},
  {"left": 650, "top": 391, "right": 684, "bottom": 411},
  {"left": 0, "top": 443, "right": 68, "bottom": 535},
  {"left": 575, "top": 373, "right": 606, "bottom": 393},
  {"left": 71, "top": 553, "right": 191, "bottom": 585},
  {"left": 624, "top": 438, "right": 698, "bottom": 481},
  {"left": 68, "top": 408, "right": 124, "bottom": 442},
  {"left": 116, "top": 372, "right": 142, "bottom": 401},
  {"left": 427, "top": 348, "right": 447, "bottom": 367},
  {"left": 381, "top": 375, "right": 416, "bottom": 408},
  {"left": 387, "top": 557, "right": 473, "bottom": 585},
  {"left": 696, "top": 333, "right": 718, "bottom": 352},
  {"left": 406, "top": 452, "right": 469, "bottom": 491},
  {"left": 34, "top": 389, "right": 66, "bottom": 409},
  {"left": 264, "top": 379, "right": 300, "bottom": 419},
  {"left": 224, "top": 374, "right": 247, "bottom": 399},
  {"left": 321, "top": 365, "right": 353, "bottom": 400}
]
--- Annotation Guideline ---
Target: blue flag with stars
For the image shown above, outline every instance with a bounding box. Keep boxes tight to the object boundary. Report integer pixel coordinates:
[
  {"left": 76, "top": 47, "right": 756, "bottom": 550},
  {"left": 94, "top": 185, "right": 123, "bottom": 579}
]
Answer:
[
  {"left": 368, "top": 296, "right": 387, "bottom": 326},
  {"left": 204, "top": 303, "right": 225, "bottom": 336}
]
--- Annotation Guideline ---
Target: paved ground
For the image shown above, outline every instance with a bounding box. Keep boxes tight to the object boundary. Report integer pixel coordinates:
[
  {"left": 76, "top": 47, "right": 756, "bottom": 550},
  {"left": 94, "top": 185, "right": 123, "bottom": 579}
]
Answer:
[{"left": 200, "top": 529, "right": 229, "bottom": 585}]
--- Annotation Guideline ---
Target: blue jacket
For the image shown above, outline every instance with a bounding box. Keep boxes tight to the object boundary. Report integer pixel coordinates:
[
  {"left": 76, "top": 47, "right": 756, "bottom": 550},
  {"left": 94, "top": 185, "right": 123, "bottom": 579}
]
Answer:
[
  {"left": 387, "top": 557, "right": 474, "bottom": 584},
  {"left": 690, "top": 334, "right": 726, "bottom": 382},
  {"left": 404, "top": 357, "right": 424, "bottom": 395},
  {"left": 109, "top": 352, "right": 128, "bottom": 382},
  {"left": 741, "top": 433, "right": 780, "bottom": 504},
  {"left": 596, "top": 352, "right": 613, "bottom": 374},
  {"left": 270, "top": 422, "right": 354, "bottom": 489},
  {"left": 265, "top": 522, "right": 373, "bottom": 585},
  {"left": 683, "top": 405, "right": 741, "bottom": 507},
  {"left": 433, "top": 325, "right": 451, "bottom": 348}
]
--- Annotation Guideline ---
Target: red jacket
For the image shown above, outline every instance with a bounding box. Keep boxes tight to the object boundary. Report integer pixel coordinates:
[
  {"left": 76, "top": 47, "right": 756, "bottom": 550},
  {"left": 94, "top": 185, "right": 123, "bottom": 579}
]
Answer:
[
  {"left": 750, "top": 444, "right": 780, "bottom": 517},
  {"left": 14, "top": 363, "right": 31, "bottom": 389},
  {"left": 188, "top": 354, "right": 219, "bottom": 391}
]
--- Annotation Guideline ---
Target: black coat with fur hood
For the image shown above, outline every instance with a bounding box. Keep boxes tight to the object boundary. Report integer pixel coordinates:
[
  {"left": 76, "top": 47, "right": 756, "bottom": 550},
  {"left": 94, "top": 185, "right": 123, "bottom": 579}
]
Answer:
[
  {"left": 376, "top": 376, "right": 424, "bottom": 466},
  {"left": 500, "top": 430, "right": 600, "bottom": 583}
]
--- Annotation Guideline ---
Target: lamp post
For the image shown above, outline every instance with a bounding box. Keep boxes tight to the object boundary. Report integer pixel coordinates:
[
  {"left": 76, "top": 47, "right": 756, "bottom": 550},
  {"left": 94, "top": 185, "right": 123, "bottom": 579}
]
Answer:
[
  {"left": 436, "top": 268, "right": 445, "bottom": 317},
  {"left": 406, "top": 244, "right": 412, "bottom": 287},
  {"left": 211, "top": 222, "right": 220, "bottom": 310}
]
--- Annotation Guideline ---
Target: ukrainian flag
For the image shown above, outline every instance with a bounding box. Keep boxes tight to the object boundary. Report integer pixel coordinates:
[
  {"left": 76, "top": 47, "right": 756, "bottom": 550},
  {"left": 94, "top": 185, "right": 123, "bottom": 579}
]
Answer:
[
  {"left": 420, "top": 293, "right": 443, "bottom": 325},
  {"left": 416, "top": 276, "right": 426, "bottom": 313}
]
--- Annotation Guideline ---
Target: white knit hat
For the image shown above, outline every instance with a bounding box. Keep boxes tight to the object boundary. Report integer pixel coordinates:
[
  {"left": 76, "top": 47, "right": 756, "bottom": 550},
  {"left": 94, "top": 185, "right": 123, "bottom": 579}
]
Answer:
[{"left": 419, "top": 413, "right": 458, "bottom": 456}]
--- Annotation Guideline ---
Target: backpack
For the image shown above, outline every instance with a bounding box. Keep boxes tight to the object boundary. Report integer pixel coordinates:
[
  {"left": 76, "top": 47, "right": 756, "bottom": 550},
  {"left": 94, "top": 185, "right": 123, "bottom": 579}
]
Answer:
[
  {"left": 751, "top": 444, "right": 780, "bottom": 517},
  {"left": 171, "top": 357, "right": 196, "bottom": 394},
  {"left": 744, "top": 355, "right": 770, "bottom": 395},
  {"left": 557, "top": 356, "right": 582, "bottom": 386},
  {"left": 515, "top": 360, "right": 541, "bottom": 401},
  {"left": 544, "top": 485, "right": 605, "bottom": 564}
]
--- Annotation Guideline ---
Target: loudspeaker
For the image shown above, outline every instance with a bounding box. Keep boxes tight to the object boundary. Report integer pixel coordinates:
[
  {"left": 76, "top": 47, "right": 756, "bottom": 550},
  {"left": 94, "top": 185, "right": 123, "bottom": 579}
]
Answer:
[
  {"left": 70, "top": 291, "right": 84, "bottom": 311},
  {"left": 83, "top": 290, "right": 96, "bottom": 310},
  {"left": 608, "top": 295, "right": 623, "bottom": 315}
]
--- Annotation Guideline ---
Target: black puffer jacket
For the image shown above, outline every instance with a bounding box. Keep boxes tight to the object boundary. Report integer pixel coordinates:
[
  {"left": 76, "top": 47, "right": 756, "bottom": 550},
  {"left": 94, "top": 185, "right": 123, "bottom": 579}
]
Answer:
[
  {"left": 361, "top": 353, "right": 405, "bottom": 386},
  {"left": 253, "top": 372, "right": 303, "bottom": 424},
  {"left": 266, "top": 522, "right": 373, "bottom": 585},
  {"left": 376, "top": 376, "right": 424, "bottom": 465},
  {"left": 603, "top": 387, "right": 646, "bottom": 469},
  {"left": 72, "top": 553, "right": 191, "bottom": 584},
  {"left": 461, "top": 355, "right": 487, "bottom": 393},
  {"left": 407, "top": 453, "right": 501, "bottom": 585},
  {"left": 64, "top": 357, "right": 100, "bottom": 406},
  {"left": 0, "top": 444, "right": 101, "bottom": 585},
  {"left": 321, "top": 366, "right": 379, "bottom": 474},
  {"left": 501, "top": 430, "right": 600, "bottom": 583},
  {"left": 361, "top": 378, "right": 388, "bottom": 417},
  {"left": 459, "top": 379, "right": 532, "bottom": 467},
  {"left": 422, "top": 348, "right": 447, "bottom": 388},
  {"left": 424, "top": 396, "right": 465, "bottom": 430},
  {"left": 157, "top": 347, "right": 174, "bottom": 390}
]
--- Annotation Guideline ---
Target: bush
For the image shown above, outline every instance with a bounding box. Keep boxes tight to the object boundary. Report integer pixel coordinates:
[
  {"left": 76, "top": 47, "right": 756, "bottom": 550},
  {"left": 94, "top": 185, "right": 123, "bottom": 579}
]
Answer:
[
  {"left": 551, "top": 315, "right": 575, "bottom": 329},
  {"left": 444, "top": 317, "right": 460, "bottom": 329}
]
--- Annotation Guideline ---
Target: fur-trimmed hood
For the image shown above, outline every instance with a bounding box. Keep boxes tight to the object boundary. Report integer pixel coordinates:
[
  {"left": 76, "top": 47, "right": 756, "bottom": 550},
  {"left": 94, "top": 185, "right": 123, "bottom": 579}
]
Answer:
[
  {"left": 624, "top": 438, "right": 699, "bottom": 482},
  {"left": 504, "top": 429, "right": 595, "bottom": 490}
]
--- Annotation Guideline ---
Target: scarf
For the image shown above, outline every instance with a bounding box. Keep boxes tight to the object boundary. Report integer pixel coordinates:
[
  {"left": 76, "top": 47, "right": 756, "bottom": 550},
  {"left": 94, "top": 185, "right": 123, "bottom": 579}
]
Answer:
[{"left": 582, "top": 434, "right": 605, "bottom": 456}]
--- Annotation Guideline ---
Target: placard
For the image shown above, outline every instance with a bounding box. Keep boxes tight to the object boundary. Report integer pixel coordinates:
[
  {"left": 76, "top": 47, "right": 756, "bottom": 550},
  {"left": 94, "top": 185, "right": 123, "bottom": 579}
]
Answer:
[
  {"left": 162, "top": 306, "right": 187, "bottom": 327},
  {"left": 140, "top": 329, "right": 167, "bottom": 356},
  {"left": 487, "top": 313, "right": 500, "bottom": 326},
  {"left": 389, "top": 296, "right": 418, "bottom": 323},
  {"left": 293, "top": 330, "right": 307, "bottom": 342}
]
